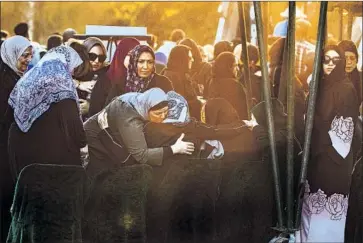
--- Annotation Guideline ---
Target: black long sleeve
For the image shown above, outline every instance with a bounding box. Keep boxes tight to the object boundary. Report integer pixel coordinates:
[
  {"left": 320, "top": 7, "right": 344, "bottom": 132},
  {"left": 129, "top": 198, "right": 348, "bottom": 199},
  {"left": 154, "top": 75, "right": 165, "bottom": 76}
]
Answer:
[{"left": 89, "top": 75, "right": 112, "bottom": 117}]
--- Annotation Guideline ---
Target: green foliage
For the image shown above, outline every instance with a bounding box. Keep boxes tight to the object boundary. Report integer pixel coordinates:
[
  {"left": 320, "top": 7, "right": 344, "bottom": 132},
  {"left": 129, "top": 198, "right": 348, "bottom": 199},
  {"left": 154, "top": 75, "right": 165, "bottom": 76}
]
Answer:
[{"left": 1, "top": 2, "right": 220, "bottom": 46}]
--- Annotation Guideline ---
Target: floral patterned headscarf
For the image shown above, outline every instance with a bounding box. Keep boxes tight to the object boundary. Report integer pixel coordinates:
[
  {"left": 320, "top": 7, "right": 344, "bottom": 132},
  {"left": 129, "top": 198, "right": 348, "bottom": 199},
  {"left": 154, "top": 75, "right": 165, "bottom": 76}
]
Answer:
[
  {"left": 9, "top": 46, "right": 82, "bottom": 132},
  {"left": 125, "top": 45, "right": 155, "bottom": 93}
]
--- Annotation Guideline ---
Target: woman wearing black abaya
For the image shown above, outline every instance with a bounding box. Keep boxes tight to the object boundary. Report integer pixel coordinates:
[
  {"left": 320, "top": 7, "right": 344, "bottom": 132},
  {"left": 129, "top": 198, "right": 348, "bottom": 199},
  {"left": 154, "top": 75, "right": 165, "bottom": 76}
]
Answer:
[
  {"left": 338, "top": 40, "right": 362, "bottom": 105},
  {"left": 208, "top": 52, "right": 249, "bottom": 120},
  {"left": 213, "top": 40, "right": 233, "bottom": 60},
  {"left": 79, "top": 37, "right": 110, "bottom": 117},
  {"left": 179, "top": 38, "right": 212, "bottom": 96},
  {"left": 268, "top": 37, "right": 306, "bottom": 142},
  {"left": 0, "top": 36, "right": 32, "bottom": 241},
  {"left": 296, "top": 45, "right": 359, "bottom": 242},
  {"left": 8, "top": 45, "right": 89, "bottom": 178},
  {"left": 161, "top": 45, "right": 202, "bottom": 119}
]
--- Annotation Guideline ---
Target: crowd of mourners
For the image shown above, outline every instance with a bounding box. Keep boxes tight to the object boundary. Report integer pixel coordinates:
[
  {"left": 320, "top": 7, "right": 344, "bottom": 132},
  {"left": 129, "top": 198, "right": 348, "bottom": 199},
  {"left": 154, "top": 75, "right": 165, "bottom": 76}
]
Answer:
[{"left": 0, "top": 19, "right": 362, "bottom": 242}]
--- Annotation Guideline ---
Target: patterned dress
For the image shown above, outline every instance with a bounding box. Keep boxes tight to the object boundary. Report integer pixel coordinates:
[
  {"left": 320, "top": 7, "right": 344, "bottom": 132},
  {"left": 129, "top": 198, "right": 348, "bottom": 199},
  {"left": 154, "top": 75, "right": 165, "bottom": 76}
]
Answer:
[{"left": 296, "top": 53, "right": 359, "bottom": 242}]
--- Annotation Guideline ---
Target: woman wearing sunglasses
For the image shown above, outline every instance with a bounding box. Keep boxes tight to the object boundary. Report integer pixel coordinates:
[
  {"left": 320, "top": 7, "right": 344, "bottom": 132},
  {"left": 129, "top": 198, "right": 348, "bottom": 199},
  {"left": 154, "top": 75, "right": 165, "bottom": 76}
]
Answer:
[
  {"left": 75, "top": 37, "right": 109, "bottom": 119},
  {"left": 296, "top": 45, "right": 359, "bottom": 242}
]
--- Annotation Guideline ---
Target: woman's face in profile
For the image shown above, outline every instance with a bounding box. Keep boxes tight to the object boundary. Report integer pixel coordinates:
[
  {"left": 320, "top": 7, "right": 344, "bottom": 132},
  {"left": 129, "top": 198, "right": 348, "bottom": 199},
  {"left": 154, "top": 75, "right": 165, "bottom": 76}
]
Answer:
[
  {"left": 344, "top": 51, "right": 357, "bottom": 73},
  {"left": 17, "top": 46, "right": 33, "bottom": 74},
  {"left": 148, "top": 106, "right": 169, "bottom": 123}
]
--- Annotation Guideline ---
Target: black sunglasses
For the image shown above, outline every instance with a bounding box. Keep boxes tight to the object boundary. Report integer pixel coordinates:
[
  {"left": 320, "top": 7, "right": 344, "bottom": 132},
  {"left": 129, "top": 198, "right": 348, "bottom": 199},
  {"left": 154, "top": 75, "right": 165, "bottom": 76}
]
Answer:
[
  {"left": 323, "top": 56, "right": 341, "bottom": 65},
  {"left": 89, "top": 53, "right": 106, "bottom": 63}
]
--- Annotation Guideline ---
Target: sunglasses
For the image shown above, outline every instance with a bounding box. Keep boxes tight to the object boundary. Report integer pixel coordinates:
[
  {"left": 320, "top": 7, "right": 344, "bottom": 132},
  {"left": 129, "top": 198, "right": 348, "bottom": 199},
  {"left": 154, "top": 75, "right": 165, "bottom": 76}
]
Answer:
[
  {"left": 89, "top": 53, "right": 106, "bottom": 63},
  {"left": 323, "top": 56, "right": 341, "bottom": 65}
]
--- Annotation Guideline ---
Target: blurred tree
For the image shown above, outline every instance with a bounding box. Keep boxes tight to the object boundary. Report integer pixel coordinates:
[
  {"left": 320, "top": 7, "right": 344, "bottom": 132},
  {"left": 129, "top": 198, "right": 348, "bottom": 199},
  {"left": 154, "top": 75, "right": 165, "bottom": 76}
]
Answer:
[
  {"left": 134, "top": 2, "right": 220, "bottom": 45},
  {"left": 1, "top": 2, "right": 219, "bottom": 45},
  {"left": 0, "top": 2, "right": 29, "bottom": 36}
]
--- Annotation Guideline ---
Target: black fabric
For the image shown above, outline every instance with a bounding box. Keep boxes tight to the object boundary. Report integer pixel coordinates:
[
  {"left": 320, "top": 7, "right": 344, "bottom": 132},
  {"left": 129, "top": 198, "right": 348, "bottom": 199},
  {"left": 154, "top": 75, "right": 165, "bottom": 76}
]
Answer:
[
  {"left": 7, "top": 164, "right": 88, "bottom": 243},
  {"left": 208, "top": 77, "right": 249, "bottom": 120},
  {"left": 147, "top": 158, "right": 222, "bottom": 243},
  {"left": 252, "top": 124, "right": 303, "bottom": 207},
  {"left": 82, "top": 164, "right": 153, "bottom": 243},
  {"left": 87, "top": 66, "right": 112, "bottom": 117},
  {"left": 204, "top": 98, "right": 239, "bottom": 125},
  {"left": 8, "top": 99, "right": 86, "bottom": 179},
  {"left": 215, "top": 159, "right": 275, "bottom": 242},
  {"left": 163, "top": 146, "right": 174, "bottom": 160},
  {"left": 347, "top": 69, "right": 362, "bottom": 105},
  {"left": 240, "top": 66, "right": 263, "bottom": 105},
  {"left": 145, "top": 154, "right": 285, "bottom": 243},
  {"left": 0, "top": 57, "right": 21, "bottom": 242},
  {"left": 345, "top": 158, "right": 363, "bottom": 243},
  {"left": 268, "top": 65, "right": 306, "bottom": 141},
  {"left": 191, "top": 61, "right": 212, "bottom": 96},
  {"left": 144, "top": 120, "right": 249, "bottom": 151},
  {"left": 97, "top": 128, "right": 132, "bottom": 165},
  {"left": 77, "top": 66, "right": 109, "bottom": 100}
]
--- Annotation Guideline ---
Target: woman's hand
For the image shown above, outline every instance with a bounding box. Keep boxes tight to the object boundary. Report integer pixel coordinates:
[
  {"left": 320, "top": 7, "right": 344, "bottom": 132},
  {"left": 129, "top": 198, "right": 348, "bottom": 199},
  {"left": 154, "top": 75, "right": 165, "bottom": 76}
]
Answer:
[
  {"left": 77, "top": 80, "right": 96, "bottom": 94},
  {"left": 171, "top": 133, "right": 195, "bottom": 155},
  {"left": 79, "top": 99, "right": 90, "bottom": 115}
]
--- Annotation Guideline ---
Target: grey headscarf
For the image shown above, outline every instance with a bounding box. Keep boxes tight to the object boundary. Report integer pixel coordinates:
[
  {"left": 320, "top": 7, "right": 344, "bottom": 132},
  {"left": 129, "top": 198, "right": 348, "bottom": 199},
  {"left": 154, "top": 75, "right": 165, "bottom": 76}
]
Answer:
[
  {"left": 0, "top": 35, "right": 32, "bottom": 75},
  {"left": 119, "top": 88, "right": 168, "bottom": 120},
  {"left": 83, "top": 37, "right": 107, "bottom": 54}
]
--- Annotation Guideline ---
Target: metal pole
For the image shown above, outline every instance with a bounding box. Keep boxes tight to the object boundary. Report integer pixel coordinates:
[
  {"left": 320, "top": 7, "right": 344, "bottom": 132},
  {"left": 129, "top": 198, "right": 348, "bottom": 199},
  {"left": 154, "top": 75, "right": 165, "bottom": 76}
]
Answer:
[
  {"left": 295, "top": 1, "right": 328, "bottom": 229},
  {"left": 238, "top": 1, "right": 253, "bottom": 119},
  {"left": 278, "top": 36, "right": 289, "bottom": 106},
  {"left": 286, "top": 1, "right": 296, "bottom": 231},
  {"left": 339, "top": 7, "right": 343, "bottom": 41},
  {"left": 263, "top": 2, "right": 269, "bottom": 55},
  {"left": 253, "top": 1, "right": 284, "bottom": 229}
]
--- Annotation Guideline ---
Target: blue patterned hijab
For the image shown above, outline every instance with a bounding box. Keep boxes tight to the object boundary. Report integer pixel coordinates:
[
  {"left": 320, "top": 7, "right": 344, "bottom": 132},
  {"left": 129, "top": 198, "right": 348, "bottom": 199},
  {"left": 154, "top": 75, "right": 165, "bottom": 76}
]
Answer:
[
  {"left": 163, "top": 91, "right": 190, "bottom": 123},
  {"left": 9, "top": 45, "right": 83, "bottom": 132}
]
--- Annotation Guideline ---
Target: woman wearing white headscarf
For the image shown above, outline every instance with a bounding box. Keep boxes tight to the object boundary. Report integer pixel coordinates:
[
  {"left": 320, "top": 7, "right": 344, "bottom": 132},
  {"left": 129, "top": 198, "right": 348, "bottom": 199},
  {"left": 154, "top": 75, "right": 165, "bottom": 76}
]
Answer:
[
  {"left": 84, "top": 87, "right": 194, "bottom": 178},
  {"left": 0, "top": 35, "right": 32, "bottom": 241},
  {"left": 7, "top": 45, "right": 87, "bottom": 179}
]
